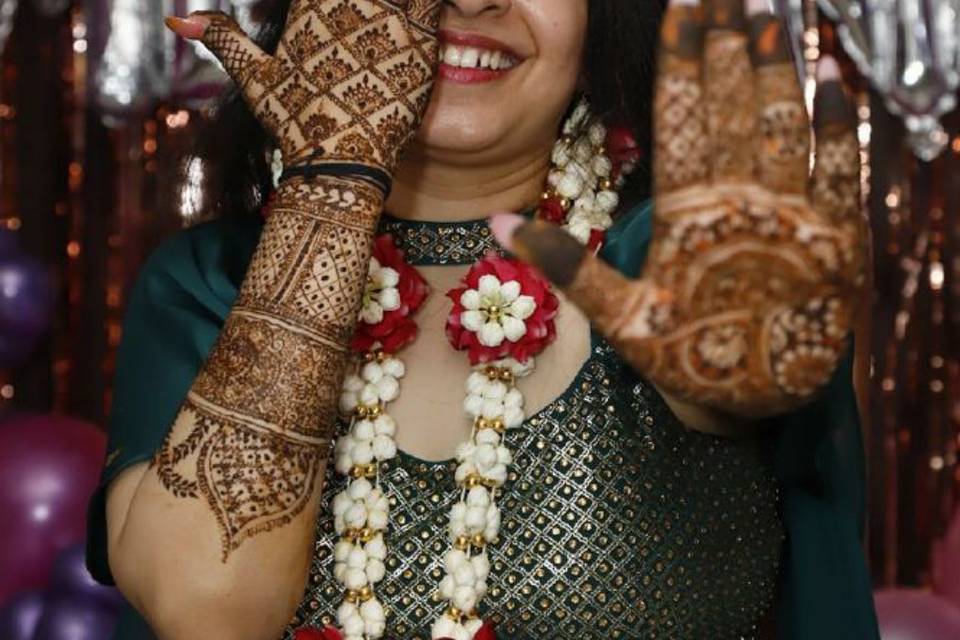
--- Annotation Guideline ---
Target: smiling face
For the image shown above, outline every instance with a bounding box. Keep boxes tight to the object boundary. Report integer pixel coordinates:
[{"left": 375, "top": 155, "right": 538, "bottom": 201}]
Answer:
[{"left": 412, "top": 0, "right": 589, "bottom": 162}]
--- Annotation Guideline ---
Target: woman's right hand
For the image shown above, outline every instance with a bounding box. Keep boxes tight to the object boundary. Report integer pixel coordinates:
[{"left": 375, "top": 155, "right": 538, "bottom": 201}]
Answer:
[{"left": 166, "top": 0, "right": 442, "bottom": 175}]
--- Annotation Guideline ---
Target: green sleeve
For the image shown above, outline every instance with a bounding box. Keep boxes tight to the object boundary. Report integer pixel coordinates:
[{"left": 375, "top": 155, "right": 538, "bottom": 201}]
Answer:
[
  {"left": 600, "top": 201, "right": 879, "bottom": 639},
  {"left": 84, "top": 217, "right": 261, "bottom": 586}
]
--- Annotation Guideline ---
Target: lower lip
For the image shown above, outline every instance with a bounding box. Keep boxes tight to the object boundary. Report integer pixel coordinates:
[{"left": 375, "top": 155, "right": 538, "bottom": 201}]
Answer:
[{"left": 438, "top": 63, "right": 514, "bottom": 84}]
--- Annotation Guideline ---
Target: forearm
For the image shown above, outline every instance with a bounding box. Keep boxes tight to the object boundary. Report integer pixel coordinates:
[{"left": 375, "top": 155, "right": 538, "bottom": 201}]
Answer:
[{"left": 111, "top": 175, "right": 383, "bottom": 637}]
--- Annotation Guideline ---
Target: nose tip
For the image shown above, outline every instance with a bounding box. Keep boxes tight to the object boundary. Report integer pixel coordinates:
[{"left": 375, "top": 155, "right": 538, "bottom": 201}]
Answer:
[{"left": 443, "top": 0, "right": 510, "bottom": 18}]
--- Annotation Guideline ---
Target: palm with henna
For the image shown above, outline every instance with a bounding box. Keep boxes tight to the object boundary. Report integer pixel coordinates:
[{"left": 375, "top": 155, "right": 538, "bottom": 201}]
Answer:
[{"left": 497, "top": 0, "right": 866, "bottom": 419}]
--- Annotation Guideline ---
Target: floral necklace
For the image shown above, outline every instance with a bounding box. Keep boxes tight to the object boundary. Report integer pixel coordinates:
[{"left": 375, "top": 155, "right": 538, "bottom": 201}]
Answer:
[{"left": 289, "top": 99, "right": 639, "bottom": 640}]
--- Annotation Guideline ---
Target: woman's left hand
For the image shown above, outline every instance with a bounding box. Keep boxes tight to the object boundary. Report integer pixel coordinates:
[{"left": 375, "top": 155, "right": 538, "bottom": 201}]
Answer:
[{"left": 494, "top": 0, "right": 866, "bottom": 419}]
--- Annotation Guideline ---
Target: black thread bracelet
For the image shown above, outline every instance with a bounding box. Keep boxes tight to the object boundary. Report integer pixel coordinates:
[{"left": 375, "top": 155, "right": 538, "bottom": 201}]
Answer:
[{"left": 279, "top": 161, "right": 392, "bottom": 197}]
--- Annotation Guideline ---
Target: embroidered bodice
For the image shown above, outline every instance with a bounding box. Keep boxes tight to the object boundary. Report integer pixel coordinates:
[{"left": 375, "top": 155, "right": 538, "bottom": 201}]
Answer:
[{"left": 283, "top": 214, "right": 783, "bottom": 639}]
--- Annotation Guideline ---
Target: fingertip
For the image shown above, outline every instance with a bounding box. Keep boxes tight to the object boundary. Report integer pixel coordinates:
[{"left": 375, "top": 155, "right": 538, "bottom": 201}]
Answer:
[
  {"left": 164, "top": 15, "right": 209, "bottom": 39},
  {"left": 488, "top": 212, "right": 527, "bottom": 252}
]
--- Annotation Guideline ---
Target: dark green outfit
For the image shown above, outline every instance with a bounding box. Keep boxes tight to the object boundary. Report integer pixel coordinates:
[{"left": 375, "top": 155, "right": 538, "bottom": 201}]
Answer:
[{"left": 85, "top": 201, "right": 879, "bottom": 639}]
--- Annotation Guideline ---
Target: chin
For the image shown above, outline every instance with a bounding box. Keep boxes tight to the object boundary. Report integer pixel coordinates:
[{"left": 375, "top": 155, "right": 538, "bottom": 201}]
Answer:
[{"left": 414, "top": 95, "right": 511, "bottom": 156}]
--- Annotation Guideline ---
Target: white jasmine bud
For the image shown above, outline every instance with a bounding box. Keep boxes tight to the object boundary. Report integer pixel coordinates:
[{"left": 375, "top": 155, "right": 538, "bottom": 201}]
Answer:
[
  {"left": 353, "top": 419, "right": 375, "bottom": 441},
  {"left": 352, "top": 441, "right": 373, "bottom": 465},
  {"left": 365, "top": 534, "right": 387, "bottom": 559},
  {"left": 347, "top": 547, "right": 367, "bottom": 569},
  {"left": 377, "top": 287, "right": 400, "bottom": 311},
  {"left": 376, "top": 376, "right": 399, "bottom": 402},
  {"left": 557, "top": 173, "right": 584, "bottom": 199},
  {"left": 372, "top": 434, "right": 397, "bottom": 460},
  {"left": 361, "top": 362, "right": 384, "bottom": 383},
  {"left": 347, "top": 479, "right": 372, "bottom": 500},
  {"left": 365, "top": 558, "right": 386, "bottom": 583},
  {"left": 453, "top": 585, "right": 477, "bottom": 613},
  {"left": 373, "top": 413, "right": 396, "bottom": 436},
  {"left": 463, "top": 394, "right": 483, "bottom": 417},
  {"left": 381, "top": 358, "right": 405, "bottom": 378},
  {"left": 344, "top": 567, "right": 368, "bottom": 590},
  {"left": 466, "top": 486, "right": 490, "bottom": 507}
]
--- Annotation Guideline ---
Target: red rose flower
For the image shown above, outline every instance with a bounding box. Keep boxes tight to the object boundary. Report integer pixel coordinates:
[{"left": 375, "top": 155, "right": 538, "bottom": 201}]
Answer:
[
  {"left": 537, "top": 196, "right": 567, "bottom": 224},
  {"left": 605, "top": 124, "right": 642, "bottom": 180},
  {"left": 473, "top": 620, "right": 497, "bottom": 640},
  {"left": 436, "top": 619, "right": 497, "bottom": 640},
  {"left": 351, "top": 233, "right": 430, "bottom": 354},
  {"left": 587, "top": 228, "right": 606, "bottom": 252},
  {"left": 446, "top": 254, "right": 559, "bottom": 365},
  {"left": 293, "top": 626, "right": 342, "bottom": 640}
]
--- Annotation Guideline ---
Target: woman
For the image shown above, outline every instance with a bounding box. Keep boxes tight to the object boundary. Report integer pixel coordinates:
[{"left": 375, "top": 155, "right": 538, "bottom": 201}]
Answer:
[{"left": 85, "top": 0, "right": 878, "bottom": 637}]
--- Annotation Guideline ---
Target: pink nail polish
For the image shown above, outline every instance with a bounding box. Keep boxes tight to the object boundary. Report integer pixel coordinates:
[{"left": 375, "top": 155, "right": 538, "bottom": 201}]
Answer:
[{"left": 164, "top": 15, "right": 208, "bottom": 39}]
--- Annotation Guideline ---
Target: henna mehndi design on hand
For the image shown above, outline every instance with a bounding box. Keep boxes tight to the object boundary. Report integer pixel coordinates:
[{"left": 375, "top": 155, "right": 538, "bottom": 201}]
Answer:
[
  {"left": 153, "top": 0, "right": 441, "bottom": 560},
  {"left": 509, "top": 0, "right": 866, "bottom": 419},
  {"left": 187, "top": 0, "right": 440, "bottom": 175}
]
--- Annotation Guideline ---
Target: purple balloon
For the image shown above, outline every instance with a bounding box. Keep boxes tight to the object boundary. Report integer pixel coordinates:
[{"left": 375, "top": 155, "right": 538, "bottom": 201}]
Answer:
[
  {"left": 50, "top": 543, "right": 125, "bottom": 612},
  {"left": 31, "top": 595, "right": 118, "bottom": 640},
  {"left": 0, "top": 590, "right": 47, "bottom": 640},
  {"left": 0, "top": 414, "right": 106, "bottom": 606},
  {"left": 875, "top": 589, "right": 960, "bottom": 639},
  {"left": 0, "top": 232, "right": 53, "bottom": 368}
]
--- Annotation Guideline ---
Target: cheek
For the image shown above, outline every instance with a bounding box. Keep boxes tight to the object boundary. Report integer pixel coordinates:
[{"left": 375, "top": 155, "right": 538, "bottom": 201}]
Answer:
[{"left": 523, "top": 0, "right": 588, "bottom": 84}]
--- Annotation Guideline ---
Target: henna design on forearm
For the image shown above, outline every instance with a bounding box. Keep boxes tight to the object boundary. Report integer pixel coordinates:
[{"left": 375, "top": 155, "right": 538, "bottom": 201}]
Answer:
[
  {"left": 151, "top": 177, "right": 385, "bottom": 559},
  {"left": 155, "top": 0, "right": 440, "bottom": 559}
]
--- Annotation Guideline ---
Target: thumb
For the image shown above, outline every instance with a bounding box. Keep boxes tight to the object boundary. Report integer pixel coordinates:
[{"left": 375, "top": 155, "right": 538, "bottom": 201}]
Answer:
[
  {"left": 165, "top": 12, "right": 270, "bottom": 94},
  {"left": 491, "top": 214, "right": 673, "bottom": 358}
]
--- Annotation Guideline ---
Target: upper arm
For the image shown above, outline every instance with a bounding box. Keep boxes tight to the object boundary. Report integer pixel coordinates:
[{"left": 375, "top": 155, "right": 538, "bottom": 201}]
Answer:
[{"left": 105, "top": 461, "right": 150, "bottom": 565}]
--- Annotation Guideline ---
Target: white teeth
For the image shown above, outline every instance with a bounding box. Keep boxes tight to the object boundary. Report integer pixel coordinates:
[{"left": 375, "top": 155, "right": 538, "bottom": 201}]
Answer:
[
  {"left": 444, "top": 46, "right": 462, "bottom": 66},
  {"left": 440, "top": 44, "right": 517, "bottom": 71},
  {"left": 460, "top": 47, "right": 479, "bottom": 68}
]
